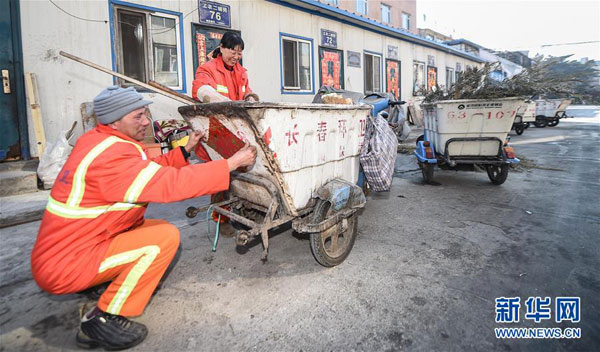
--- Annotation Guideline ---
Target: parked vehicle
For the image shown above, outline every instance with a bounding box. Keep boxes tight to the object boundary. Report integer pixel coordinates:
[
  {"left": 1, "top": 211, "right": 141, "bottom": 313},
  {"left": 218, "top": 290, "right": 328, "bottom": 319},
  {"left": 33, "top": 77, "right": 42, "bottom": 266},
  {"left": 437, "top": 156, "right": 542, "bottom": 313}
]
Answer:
[
  {"left": 533, "top": 98, "right": 572, "bottom": 127},
  {"left": 512, "top": 100, "right": 536, "bottom": 135},
  {"left": 414, "top": 98, "right": 521, "bottom": 185},
  {"left": 358, "top": 92, "right": 408, "bottom": 141},
  {"left": 180, "top": 102, "right": 370, "bottom": 267}
]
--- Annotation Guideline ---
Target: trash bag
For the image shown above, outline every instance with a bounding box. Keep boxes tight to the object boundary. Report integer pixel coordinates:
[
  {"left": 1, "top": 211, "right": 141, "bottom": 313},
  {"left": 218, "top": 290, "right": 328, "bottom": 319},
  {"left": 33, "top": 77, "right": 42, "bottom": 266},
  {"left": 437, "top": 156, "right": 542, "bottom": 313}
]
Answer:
[
  {"left": 312, "top": 86, "right": 363, "bottom": 104},
  {"left": 387, "top": 104, "right": 412, "bottom": 142},
  {"left": 37, "top": 122, "right": 77, "bottom": 189},
  {"left": 359, "top": 112, "right": 398, "bottom": 192}
]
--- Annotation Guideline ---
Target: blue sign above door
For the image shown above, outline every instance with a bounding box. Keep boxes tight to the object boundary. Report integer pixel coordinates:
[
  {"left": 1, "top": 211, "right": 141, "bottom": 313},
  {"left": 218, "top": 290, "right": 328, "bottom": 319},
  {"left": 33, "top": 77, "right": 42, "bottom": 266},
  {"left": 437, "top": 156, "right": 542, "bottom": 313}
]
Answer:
[
  {"left": 198, "top": 0, "right": 231, "bottom": 28},
  {"left": 320, "top": 29, "right": 337, "bottom": 48}
]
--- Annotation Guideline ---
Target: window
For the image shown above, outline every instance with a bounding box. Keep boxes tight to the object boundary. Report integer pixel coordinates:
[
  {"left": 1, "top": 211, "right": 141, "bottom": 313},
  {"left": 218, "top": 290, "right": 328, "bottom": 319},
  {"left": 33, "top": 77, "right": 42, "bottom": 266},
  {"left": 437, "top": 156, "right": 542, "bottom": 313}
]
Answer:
[
  {"left": 325, "top": 0, "right": 339, "bottom": 5},
  {"left": 402, "top": 12, "right": 410, "bottom": 30},
  {"left": 364, "top": 52, "right": 382, "bottom": 93},
  {"left": 356, "top": 0, "right": 367, "bottom": 16},
  {"left": 455, "top": 62, "right": 462, "bottom": 82},
  {"left": 114, "top": 5, "right": 184, "bottom": 91},
  {"left": 381, "top": 4, "right": 391, "bottom": 23},
  {"left": 281, "top": 35, "right": 313, "bottom": 92},
  {"left": 412, "top": 61, "right": 425, "bottom": 95},
  {"left": 445, "top": 67, "right": 455, "bottom": 90},
  {"left": 426, "top": 34, "right": 434, "bottom": 41}
]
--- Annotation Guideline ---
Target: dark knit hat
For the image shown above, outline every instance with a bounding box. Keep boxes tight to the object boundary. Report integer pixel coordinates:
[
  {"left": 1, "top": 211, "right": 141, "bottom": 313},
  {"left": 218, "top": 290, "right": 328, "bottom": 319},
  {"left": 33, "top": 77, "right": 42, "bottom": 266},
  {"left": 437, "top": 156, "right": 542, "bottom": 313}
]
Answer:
[{"left": 93, "top": 85, "right": 152, "bottom": 124}]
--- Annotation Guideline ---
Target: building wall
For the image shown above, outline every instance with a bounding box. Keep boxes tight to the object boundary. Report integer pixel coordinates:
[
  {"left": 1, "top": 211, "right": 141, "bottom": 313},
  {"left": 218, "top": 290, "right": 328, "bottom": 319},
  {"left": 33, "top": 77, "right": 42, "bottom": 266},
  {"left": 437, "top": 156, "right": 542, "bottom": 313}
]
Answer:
[
  {"left": 335, "top": 0, "right": 416, "bottom": 33},
  {"left": 19, "top": 0, "right": 479, "bottom": 156}
]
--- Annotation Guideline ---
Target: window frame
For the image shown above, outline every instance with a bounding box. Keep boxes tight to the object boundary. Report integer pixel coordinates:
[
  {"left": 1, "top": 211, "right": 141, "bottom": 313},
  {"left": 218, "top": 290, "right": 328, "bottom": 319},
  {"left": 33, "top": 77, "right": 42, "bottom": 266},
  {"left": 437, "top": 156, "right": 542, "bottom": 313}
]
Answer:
[
  {"left": 402, "top": 12, "right": 410, "bottom": 30},
  {"left": 412, "top": 60, "right": 425, "bottom": 96},
  {"left": 356, "top": 0, "right": 368, "bottom": 16},
  {"left": 364, "top": 50, "right": 383, "bottom": 94},
  {"left": 109, "top": 0, "right": 186, "bottom": 93},
  {"left": 445, "top": 67, "right": 455, "bottom": 91},
  {"left": 381, "top": 3, "right": 391, "bottom": 24},
  {"left": 279, "top": 33, "right": 315, "bottom": 95}
]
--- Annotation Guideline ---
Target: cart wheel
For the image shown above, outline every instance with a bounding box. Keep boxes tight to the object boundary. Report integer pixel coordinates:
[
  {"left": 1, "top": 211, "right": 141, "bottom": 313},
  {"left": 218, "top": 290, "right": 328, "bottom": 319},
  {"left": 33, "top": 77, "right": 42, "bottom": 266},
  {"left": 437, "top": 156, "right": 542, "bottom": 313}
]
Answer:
[
  {"left": 515, "top": 125, "right": 525, "bottom": 135},
  {"left": 534, "top": 116, "right": 548, "bottom": 128},
  {"left": 420, "top": 162, "right": 434, "bottom": 183},
  {"left": 486, "top": 164, "right": 509, "bottom": 185},
  {"left": 547, "top": 118, "right": 559, "bottom": 127},
  {"left": 309, "top": 200, "right": 358, "bottom": 267},
  {"left": 186, "top": 206, "right": 198, "bottom": 218}
]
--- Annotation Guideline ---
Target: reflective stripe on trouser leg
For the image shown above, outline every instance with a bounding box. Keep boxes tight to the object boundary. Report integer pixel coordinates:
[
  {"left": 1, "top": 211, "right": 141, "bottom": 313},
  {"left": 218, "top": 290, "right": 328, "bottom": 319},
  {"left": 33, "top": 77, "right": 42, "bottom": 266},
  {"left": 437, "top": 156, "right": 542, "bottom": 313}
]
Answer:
[{"left": 98, "top": 246, "right": 161, "bottom": 315}]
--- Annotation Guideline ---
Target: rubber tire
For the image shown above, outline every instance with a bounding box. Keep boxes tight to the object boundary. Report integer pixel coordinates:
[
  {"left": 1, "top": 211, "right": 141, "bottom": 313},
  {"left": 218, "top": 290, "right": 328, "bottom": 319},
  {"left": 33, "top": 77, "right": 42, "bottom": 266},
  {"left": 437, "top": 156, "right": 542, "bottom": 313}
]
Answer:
[
  {"left": 515, "top": 125, "right": 525, "bottom": 135},
  {"left": 534, "top": 116, "right": 548, "bottom": 128},
  {"left": 547, "top": 118, "right": 559, "bottom": 127},
  {"left": 486, "top": 164, "right": 509, "bottom": 185},
  {"left": 309, "top": 200, "right": 358, "bottom": 267},
  {"left": 420, "top": 162, "right": 434, "bottom": 183}
]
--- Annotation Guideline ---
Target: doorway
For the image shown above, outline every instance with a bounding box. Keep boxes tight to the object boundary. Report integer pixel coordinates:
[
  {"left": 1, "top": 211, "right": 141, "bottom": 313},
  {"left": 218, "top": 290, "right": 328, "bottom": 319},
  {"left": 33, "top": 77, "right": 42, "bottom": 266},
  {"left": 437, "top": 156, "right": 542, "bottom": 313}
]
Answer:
[{"left": 0, "top": 0, "right": 28, "bottom": 161}]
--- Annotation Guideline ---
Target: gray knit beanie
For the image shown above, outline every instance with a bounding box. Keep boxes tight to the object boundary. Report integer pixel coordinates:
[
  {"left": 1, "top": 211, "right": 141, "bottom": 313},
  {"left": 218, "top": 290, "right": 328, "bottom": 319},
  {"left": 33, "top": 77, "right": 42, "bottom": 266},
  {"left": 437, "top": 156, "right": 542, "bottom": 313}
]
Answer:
[{"left": 93, "top": 85, "right": 153, "bottom": 124}]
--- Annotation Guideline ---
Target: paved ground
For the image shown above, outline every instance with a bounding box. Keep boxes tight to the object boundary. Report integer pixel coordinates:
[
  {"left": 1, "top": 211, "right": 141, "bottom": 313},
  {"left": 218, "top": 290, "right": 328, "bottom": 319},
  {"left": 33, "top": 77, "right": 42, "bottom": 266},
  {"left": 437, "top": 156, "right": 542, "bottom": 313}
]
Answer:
[{"left": 1, "top": 113, "right": 598, "bottom": 351}]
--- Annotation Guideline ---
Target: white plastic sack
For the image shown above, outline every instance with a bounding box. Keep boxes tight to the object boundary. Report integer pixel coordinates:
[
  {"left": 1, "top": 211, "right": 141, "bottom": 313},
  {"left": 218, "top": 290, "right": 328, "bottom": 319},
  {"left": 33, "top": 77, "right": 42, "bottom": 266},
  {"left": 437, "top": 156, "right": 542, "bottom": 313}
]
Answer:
[{"left": 37, "top": 123, "right": 77, "bottom": 189}]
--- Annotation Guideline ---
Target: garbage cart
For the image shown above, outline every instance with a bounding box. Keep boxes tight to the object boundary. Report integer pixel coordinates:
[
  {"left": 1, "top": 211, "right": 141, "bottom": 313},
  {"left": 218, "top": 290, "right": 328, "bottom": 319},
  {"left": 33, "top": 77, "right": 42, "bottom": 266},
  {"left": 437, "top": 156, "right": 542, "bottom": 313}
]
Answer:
[
  {"left": 534, "top": 98, "right": 572, "bottom": 127},
  {"left": 179, "top": 102, "right": 371, "bottom": 266},
  {"left": 512, "top": 100, "right": 536, "bottom": 135},
  {"left": 414, "top": 98, "right": 521, "bottom": 185}
]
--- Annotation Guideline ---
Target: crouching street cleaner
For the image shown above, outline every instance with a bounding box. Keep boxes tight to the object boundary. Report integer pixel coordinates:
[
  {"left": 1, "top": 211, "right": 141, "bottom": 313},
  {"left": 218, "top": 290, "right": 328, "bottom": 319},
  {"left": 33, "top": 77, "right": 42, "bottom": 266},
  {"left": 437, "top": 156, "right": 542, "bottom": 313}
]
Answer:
[{"left": 30, "top": 86, "right": 257, "bottom": 350}]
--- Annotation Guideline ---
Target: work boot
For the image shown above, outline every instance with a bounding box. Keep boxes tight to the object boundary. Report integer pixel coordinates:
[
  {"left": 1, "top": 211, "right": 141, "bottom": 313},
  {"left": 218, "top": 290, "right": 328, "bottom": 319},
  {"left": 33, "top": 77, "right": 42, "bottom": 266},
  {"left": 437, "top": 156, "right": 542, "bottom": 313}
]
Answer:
[{"left": 76, "top": 307, "right": 148, "bottom": 351}]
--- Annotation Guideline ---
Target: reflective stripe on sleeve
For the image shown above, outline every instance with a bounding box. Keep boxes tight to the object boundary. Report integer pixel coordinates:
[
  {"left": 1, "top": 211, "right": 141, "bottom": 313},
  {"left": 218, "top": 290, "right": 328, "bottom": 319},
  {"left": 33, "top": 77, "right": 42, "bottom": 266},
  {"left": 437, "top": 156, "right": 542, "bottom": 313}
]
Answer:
[
  {"left": 46, "top": 196, "right": 143, "bottom": 219},
  {"left": 124, "top": 162, "right": 162, "bottom": 203},
  {"left": 99, "top": 245, "right": 161, "bottom": 315},
  {"left": 216, "top": 85, "right": 229, "bottom": 94}
]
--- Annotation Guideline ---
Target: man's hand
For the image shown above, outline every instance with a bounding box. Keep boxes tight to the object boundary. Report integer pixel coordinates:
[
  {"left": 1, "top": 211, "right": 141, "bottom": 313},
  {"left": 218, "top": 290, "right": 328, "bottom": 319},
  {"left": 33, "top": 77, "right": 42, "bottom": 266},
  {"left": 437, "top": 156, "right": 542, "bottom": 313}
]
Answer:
[
  {"left": 227, "top": 143, "right": 257, "bottom": 171},
  {"left": 184, "top": 130, "right": 208, "bottom": 154}
]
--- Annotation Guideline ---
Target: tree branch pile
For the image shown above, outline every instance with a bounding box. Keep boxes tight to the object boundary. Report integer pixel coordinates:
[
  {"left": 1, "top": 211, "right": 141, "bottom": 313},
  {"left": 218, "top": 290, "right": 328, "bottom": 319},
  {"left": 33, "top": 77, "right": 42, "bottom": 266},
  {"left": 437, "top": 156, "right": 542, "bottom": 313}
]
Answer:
[{"left": 422, "top": 55, "right": 600, "bottom": 103}]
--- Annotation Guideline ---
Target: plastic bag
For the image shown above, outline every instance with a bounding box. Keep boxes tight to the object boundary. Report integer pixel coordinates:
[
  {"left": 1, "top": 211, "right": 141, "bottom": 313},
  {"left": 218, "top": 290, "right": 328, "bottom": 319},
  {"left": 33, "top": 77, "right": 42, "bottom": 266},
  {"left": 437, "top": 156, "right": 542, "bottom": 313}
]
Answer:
[
  {"left": 359, "top": 113, "right": 398, "bottom": 192},
  {"left": 37, "top": 122, "right": 77, "bottom": 189}
]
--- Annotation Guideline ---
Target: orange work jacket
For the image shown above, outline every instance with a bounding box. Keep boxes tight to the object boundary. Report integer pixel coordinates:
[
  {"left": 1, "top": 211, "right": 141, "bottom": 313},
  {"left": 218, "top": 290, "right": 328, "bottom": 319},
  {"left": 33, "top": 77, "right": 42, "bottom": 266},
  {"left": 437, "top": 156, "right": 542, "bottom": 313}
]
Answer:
[
  {"left": 31, "top": 124, "right": 230, "bottom": 294},
  {"left": 191, "top": 55, "right": 252, "bottom": 102}
]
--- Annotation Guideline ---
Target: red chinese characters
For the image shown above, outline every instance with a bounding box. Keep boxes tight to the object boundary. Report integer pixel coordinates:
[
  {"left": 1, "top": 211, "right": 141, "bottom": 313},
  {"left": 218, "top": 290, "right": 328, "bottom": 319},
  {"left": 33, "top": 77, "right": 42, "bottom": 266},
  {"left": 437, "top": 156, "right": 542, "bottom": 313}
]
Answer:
[
  {"left": 338, "top": 119, "right": 347, "bottom": 138},
  {"left": 317, "top": 121, "right": 327, "bottom": 142},
  {"left": 286, "top": 124, "right": 299, "bottom": 146}
]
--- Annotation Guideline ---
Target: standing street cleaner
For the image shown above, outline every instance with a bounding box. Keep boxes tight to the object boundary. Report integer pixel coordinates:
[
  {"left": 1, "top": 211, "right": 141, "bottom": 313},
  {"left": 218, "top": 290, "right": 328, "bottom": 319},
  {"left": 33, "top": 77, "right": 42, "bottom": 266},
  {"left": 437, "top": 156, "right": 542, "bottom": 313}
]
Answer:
[
  {"left": 31, "top": 85, "right": 256, "bottom": 350},
  {"left": 191, "top": 31, "right": 258, "bottom": 224},
  {"left": 191, "top": 31, "right": 258, "bottom": 162}
]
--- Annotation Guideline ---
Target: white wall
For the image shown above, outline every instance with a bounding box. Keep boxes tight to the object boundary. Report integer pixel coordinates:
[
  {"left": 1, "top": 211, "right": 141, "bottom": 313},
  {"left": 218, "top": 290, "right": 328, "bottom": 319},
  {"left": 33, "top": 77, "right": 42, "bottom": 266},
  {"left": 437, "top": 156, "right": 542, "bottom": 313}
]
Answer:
[{"left": 19, "top": 0, "right": 481, "bottom": 156}]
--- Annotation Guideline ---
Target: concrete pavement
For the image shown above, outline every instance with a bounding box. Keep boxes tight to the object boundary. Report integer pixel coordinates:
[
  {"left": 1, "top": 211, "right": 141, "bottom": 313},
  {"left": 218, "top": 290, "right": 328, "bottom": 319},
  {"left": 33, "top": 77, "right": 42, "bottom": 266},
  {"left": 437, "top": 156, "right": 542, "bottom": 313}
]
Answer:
[{"left": 1, "top": 114, "right": 598, "bottom": 351}]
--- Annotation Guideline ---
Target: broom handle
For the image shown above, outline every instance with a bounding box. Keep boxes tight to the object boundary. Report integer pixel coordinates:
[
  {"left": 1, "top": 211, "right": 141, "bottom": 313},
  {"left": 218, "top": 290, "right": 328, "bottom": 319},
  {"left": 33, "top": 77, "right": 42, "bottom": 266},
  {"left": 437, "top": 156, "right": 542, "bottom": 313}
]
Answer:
[{"left": 59, "top": 51, "right": 194, "bottom": 106}]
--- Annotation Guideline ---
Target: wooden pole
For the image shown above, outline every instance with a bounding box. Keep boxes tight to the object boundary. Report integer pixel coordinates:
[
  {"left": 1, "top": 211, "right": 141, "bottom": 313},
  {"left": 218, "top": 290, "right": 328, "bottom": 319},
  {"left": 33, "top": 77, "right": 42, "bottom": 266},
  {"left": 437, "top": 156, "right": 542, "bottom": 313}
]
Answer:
[
  {"left": 149, "top": 80, "right": 196, "bottom": 104},
  {"left": 59, "top": 51, "right": 194, "bottom": 106},
  {"left": 24, "top": 72, "right": 47, "bottom": 156}
]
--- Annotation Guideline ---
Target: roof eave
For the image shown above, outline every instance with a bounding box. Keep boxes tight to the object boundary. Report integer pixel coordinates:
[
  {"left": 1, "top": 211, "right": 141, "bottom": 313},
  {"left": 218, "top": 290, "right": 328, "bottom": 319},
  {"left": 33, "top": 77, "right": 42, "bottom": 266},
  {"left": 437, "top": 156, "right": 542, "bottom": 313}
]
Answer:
[{"left": 273, "top": 0, "right": 485, "bottom": 63}]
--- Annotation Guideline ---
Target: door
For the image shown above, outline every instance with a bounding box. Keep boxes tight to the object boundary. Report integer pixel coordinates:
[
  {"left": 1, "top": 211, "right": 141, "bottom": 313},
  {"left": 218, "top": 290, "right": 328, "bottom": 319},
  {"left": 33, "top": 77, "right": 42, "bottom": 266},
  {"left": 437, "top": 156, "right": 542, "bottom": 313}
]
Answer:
[
  {"left": 385, "top": 59, "right": 400, "bottom": 100},
  {"left": 0, "top": 0, "right": 23, "bottom": 161},
  {"left": 318, "top": 47, "right": 344, "bottom": 90},
  {"left": 191, "top": 23, "right": 241, "bottom": 74}
]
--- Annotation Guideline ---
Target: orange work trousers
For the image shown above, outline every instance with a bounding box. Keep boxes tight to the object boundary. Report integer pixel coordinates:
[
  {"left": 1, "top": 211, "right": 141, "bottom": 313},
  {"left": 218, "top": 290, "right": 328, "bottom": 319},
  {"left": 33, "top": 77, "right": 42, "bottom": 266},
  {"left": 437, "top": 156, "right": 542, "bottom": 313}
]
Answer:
[{"left": 86, "top": 219, "right": 180, "bottom": 317}]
